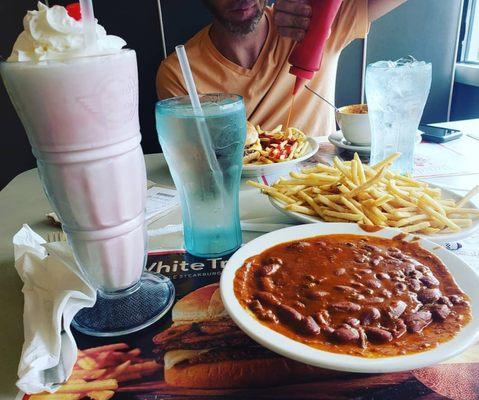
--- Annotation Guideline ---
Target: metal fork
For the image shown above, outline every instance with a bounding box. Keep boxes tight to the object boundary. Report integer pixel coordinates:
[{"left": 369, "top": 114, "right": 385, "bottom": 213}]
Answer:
[{"left": 46, "top": 231, "right": 67, "bottom": 243}]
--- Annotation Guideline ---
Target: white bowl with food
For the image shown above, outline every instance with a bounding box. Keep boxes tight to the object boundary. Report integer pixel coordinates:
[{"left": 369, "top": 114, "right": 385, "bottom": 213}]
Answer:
[
  {"left": 248, "top": 153, "right": 479, "bottom": 244},
  {"left": 335, "top": 104, "right": 371, "bottom": 146},
  {"left": 242, "top": 122, "right": 319, "bottom": 178},
  {"left": 220, "top": 222, "right": 479, "bottom": 373}
]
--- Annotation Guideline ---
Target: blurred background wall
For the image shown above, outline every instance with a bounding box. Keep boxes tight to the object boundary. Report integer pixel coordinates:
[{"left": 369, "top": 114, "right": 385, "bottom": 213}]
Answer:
[{"left": 0, "top": 0, "right": 476, "bottom": 189}]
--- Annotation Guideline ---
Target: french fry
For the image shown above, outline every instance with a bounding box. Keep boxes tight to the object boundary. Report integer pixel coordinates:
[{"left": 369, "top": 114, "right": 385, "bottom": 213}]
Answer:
[
  {"left": 56, "top": 379, "right": 118, "bottom": 393},
  {"left": 355, "top": 156, "right": 367, "bottom": 184},
  {"left": 103, "top": 360, "right": 131, "bottom": 379},
  {"left": 401, "top": 221, "right": 431, "bottom": 233},
  {"left": 340, "top": 197, "right": 367, "bottom": 221},
  {"left": 371, "top": 206, "right": 388, "bottom": 222},
  {"left": 350, "top": 159, "right": 359, "bottom": 185},
  {"left": 420, "top": 204, "right": 460, "bottom": 231},
  {"left": 323, "top": 216, "right": 349, "bottom": 222},
  {"left": 122, "top": 361, "right": 160, "bottom": 375},
  {"left": 457, "top": 185, "right": 479, "bottom": 208},
  {"left": 284, "top": 204, "right": 317, "bottom": 215},
  {"left": 77, "top": 356, "right": 98, "bottom": 371},
  {"left": 362, "top": 207, "right": 386, "bottom": 226},
  {"left": 334, "top": 157, "right": 352, "bottom": 180},
  {"left": 29, "top": 394, "right": 81, "bottom": 400},
  {"left": 445, "top": 207, "right": 479, "bottom": 215},
  {"left": 70, "top": 368, "right": 107, "bottom": 380},
  {"left": 247, "top": 180, "right": 296, "bottom": 204},
  {"left": 419, "top": 227, "right": 442, "bottom": 234},
  {"left": 394, "top": 174, "right": 427, "bottom": 187},
  {"left": 86, "top": 391, "right": 115, "bottom": 400},
  {"left": 346, "top": 166, "right": 387, "bottom": 198},
  {"left": 287, "top": 142, "right": 299, "bottom": 160},
  {"left": 391, "top": 214, "right": 429, "bottom": 228},
  {"left": 302, "top": 163, "right": 339, "bottom": 175},
  {"left": 440, "top": 199, "right": 456, "bottom": 206},
  {"left": 450, "top": 218, "right": 473, "bottom": 228},
  {"left": 371, "top": 152, "right": 400, "bottom": 170},
  {"left": 322, "top": 209, "right": 363, "bottom": 222},
  {"left": 315, "top": 193, "right": 346, "bottom": 212},
  {"left": 298, "top": 191, "right": 325, "bottom": 217},
  {"left": 373, "top": 194, "right": 395, "bottom": 207},
  {"left": 420, "top": 193, "right": 446, "bottom": 215}
]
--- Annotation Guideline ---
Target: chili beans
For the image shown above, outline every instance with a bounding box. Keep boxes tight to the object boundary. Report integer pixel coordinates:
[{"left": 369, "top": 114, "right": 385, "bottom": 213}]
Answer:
[
  {"left": 257, "top": 262, "right": 281, "bottom": 277},
  {"left": 404, "top": 310, "right": 432, "bottom": 333},
  {"left": 330, "top": 302, "right": 361, "bottom": 312},
  {"left": 361, "top": 307, "right": 381, "bottom": 325},
  {"left": 331, "top": 326, "right": 360, "bottom": 343},
  {"left": 430, "top": 304, "right": 451, "bottom": 322},
  {"left": 365, "top": 327, "right": 393, "bottom": 343},
  {"left": 234, "top": 233, "right": 471, "bottom": 358}
]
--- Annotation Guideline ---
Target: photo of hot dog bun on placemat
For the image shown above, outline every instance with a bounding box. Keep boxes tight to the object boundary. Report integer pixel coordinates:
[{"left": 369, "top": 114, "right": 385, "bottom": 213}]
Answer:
[{"left": 152, "top": 283, "right": 333, "bottom": 388}]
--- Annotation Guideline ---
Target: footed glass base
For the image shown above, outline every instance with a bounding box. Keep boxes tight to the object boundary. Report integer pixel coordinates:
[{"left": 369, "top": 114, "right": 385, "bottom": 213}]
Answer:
[{"left": 71, "top": 272, "right": 175, "bottom": 337}]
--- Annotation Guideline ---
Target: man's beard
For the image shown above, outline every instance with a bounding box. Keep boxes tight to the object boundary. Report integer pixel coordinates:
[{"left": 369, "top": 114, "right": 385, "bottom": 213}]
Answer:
[{"left": 203, "top": 1, "right": 267, "bottom": 35}]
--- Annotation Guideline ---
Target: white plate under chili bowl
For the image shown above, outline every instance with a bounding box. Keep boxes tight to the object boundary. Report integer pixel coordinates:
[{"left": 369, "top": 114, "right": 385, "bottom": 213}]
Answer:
[
  {"left": 268, "top": 186, "right": 479, "bottom": 245},
  {"left": 241, "top": 137, "right": 319, "bottom": 178},
  {"left": 220, "top": 223, "right": 479, "bottom": 373}
]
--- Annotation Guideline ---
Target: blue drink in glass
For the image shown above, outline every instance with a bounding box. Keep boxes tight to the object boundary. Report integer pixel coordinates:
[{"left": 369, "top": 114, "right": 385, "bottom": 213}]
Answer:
[{"left": 155, "top": 94, "right": 246, "bottom": 257}]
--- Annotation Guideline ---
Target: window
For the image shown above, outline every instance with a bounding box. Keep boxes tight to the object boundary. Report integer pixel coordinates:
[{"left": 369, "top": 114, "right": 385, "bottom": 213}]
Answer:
[{"left": 462, "top": 0, "right": 479, "bottom": 63}]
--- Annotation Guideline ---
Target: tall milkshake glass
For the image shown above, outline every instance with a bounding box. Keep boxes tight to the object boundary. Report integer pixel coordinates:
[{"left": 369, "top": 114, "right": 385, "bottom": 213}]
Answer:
[{"left": 1, "top": 49, "right": 174, "bottom": 336}]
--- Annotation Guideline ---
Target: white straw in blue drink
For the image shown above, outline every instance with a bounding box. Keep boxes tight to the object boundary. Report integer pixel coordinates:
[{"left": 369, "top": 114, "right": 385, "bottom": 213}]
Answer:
[
  {"left": 176, "top": 45, "right": 204, "bottom": 115},
  {"left": 175, "top": 45, "right": 225, "bottom": 195},
  {"left": 79, "top": 0, "right": 97, "bottom": 49}
]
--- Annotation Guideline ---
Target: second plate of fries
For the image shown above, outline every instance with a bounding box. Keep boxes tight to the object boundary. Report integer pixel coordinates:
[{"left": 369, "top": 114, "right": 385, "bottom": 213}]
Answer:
[
  {"left": 242, "top": 123, "right": 319, "bottom": 178},
  {"left": 248, "top": 152, "right": 479, "bottom": 243}
]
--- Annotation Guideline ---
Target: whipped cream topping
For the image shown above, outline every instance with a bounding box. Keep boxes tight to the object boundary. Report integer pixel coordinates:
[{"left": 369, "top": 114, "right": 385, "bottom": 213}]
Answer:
[{"left": 7, "top": 2, "right": 126, "bottom": 62}]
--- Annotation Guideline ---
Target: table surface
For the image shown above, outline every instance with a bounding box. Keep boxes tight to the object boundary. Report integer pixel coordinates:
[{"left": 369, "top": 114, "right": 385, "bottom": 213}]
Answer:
[{"left": 1, "top": 129, "right": 479, "bottom": 399}]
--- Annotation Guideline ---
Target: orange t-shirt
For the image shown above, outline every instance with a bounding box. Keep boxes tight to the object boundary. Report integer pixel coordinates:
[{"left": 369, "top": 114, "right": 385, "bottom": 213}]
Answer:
[{"left": 156, "top": 1, "right": 369, "bottom": 137}]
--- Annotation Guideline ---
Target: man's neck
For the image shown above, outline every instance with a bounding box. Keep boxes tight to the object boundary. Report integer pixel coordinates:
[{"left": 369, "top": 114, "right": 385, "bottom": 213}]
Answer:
[{"left": 209, "top": 15, "right": 268, "bottom": 69}]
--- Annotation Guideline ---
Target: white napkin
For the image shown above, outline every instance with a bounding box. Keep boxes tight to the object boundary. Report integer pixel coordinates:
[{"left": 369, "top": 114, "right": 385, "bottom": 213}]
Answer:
[{"left": 13, "top": 225, "right": 96, "bottom": 394}]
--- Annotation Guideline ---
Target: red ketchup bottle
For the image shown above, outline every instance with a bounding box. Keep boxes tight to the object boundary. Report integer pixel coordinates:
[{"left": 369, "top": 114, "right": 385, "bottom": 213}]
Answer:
[{"left": 289, "top": 0, "right": 343, "bottom": 94}]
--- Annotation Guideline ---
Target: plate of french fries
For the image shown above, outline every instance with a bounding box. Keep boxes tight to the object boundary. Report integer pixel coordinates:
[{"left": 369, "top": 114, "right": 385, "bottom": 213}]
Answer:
[
  {"left": 247, "top": 152, "right": 479, "bottom": 244},
  {"left": 242, "top": 123, "right": 319, "bottom": 177}
]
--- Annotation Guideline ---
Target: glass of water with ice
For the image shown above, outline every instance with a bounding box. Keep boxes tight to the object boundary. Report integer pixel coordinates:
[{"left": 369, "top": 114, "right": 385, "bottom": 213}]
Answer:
[
  {"left": 366, "top": 57, "right": 432, "bottom": 174},
  {"left": 155, "top": 94, "right": 246, "bottom": 257}
]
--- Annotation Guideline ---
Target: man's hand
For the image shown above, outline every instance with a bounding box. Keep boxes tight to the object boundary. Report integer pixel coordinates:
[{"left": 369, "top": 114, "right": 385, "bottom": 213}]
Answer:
[{"left": 273, "top": 0, "right": 312, "bottom": 42}]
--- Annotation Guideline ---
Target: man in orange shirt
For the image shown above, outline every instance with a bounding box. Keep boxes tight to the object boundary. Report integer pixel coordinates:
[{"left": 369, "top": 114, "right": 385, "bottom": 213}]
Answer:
[{"left": 157, "top": 0, "right": 406, "bottom": 136}]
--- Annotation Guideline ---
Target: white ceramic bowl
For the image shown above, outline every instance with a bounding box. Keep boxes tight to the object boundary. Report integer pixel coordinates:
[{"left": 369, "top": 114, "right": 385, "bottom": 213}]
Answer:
[
  {"left": 220, "top": 223, "right": 479, "bottom": 373},
  {"left": 242, "top": 137, "right": 319, "bottom": 178},
  {"left": 335, "top": 105, "right": 371, "bottom": 146}
]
